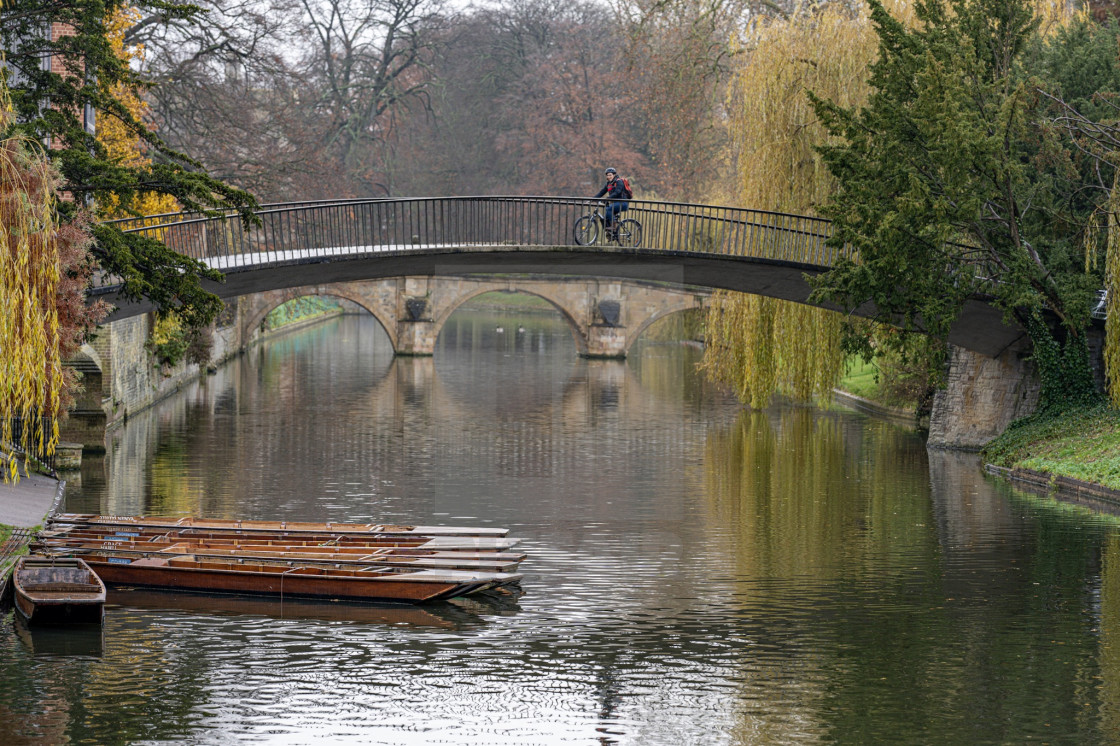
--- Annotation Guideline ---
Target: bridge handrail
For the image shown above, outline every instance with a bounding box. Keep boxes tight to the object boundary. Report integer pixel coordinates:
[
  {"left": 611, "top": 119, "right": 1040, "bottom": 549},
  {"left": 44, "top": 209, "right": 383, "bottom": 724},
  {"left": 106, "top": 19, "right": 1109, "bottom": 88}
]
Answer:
[
  {"left": 96, "top": 196, "right": 1015, "bottom": 305},
  {"left": 109, "top": 198, "right": 838, "bottom": 273},
  {"left": 111, "top": 196, "right": 835, "bottom": 236}
]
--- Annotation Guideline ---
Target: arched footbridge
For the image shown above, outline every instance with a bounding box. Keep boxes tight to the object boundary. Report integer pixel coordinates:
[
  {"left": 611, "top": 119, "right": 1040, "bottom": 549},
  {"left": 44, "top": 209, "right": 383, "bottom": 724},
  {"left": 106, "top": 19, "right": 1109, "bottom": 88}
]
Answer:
[{"left": 98, "top": 196, "right": 1028, "bottom": 357}]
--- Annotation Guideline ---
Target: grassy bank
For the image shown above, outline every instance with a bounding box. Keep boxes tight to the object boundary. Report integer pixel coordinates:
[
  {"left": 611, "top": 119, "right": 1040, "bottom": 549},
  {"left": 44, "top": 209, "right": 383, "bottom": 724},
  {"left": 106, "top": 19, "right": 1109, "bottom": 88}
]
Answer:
[
  {"left": 981, "top": 404, "right": 1120, "bottom": 491},
  {"left": 841, "top": 357, "right": 1120, "bottom": 492},
  {"left": 264, "top": 297, "right": 344, "bottom": 331},
  {"left": 838, "top": 358, "right": 881, "bottom": 400}
]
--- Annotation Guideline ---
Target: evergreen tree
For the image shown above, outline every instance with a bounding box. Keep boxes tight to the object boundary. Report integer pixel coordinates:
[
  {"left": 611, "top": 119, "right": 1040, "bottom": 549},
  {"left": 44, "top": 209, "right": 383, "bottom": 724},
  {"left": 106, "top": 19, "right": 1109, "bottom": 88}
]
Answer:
[
  {"left": 809, "top": 0, "right": 1105, "bottom": 412},
  {"left": 1, "top": 0, "right": 258, "bottom": 328}
]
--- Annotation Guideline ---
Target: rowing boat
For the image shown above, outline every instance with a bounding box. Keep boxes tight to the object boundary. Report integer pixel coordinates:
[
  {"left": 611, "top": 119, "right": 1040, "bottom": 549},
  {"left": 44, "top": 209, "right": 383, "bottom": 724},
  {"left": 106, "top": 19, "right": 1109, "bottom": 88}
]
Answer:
[
  {"left": 13, "top": 556, "right": 106, "bottom": 625},
  {"left": 73, "top": 552, "right": 521, "bottom": 603},
  {"left": 52, "top": 513, "right": 511, "bottom": 537}
]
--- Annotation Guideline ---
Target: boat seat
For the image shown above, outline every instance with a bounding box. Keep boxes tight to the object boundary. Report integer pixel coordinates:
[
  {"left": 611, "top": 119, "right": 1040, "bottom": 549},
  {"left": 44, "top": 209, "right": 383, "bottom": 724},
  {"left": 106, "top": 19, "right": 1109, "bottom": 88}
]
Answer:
[{"left": 22, "top": 582, "right": 98, "bottom": 593}]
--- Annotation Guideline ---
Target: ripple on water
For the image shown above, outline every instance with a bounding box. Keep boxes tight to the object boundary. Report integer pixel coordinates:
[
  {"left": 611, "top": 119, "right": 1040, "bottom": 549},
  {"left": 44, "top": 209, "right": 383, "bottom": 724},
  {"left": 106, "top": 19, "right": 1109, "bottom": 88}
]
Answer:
[{"left": 20, "top": 314, "right": 1120, "bottom": 745}]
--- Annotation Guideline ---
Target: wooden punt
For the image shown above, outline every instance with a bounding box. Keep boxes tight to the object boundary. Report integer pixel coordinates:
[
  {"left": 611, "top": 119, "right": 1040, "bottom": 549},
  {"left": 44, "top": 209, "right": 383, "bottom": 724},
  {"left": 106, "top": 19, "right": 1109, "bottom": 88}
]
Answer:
[
  {"left": 13, "top": 556, "right": 106, "bottom": 625},
  {"left": 41, "top": 525, "right": 522, "bottom": 552},
  {"left": 36, "top": 531, "right": 528, "bottom": 563},
  {"left": 37, "top": 541, "right": 522, "bottom": 573},
  {"left": 108, "top": 588, "right": 478, "bottom": 629},
  {"left": 75, "top": 552, "right": 521, "bottom": 603},
  {"left": 52, "top": 513, "right": 511, "bottom": 537}
]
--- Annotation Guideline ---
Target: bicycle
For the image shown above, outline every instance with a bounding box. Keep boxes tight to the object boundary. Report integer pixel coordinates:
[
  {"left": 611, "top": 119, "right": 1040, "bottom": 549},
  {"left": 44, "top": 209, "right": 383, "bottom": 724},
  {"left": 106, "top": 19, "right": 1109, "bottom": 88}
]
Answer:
[{"left": 573, "top": 203, "right": 642, "bottom": 248}]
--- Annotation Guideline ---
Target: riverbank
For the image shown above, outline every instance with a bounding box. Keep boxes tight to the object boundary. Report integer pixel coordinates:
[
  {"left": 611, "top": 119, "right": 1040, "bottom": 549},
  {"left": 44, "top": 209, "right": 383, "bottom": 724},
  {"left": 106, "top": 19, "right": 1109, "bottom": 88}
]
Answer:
[
  {"left": 979, "top": 403, "right": 1120, "bottom": 493},
  {"left": 0, "top": 455, "right": 63, "bottom": 529},
  {"left": 0, "top": 455, "right": 63, "bottom": 597},
  {"left": 835, "top": 365, "right": 1120, "bottom": 505}
]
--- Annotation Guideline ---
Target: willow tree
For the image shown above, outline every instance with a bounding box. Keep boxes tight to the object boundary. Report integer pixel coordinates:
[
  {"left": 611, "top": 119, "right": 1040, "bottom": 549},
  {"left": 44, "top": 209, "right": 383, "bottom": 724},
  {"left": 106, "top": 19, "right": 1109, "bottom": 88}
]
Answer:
[
  {"left": 702, "top": 2, "right": 917, "bottom": 408},
  {"left": 0, "top": 96, "right": 107, "bottom": 481}
]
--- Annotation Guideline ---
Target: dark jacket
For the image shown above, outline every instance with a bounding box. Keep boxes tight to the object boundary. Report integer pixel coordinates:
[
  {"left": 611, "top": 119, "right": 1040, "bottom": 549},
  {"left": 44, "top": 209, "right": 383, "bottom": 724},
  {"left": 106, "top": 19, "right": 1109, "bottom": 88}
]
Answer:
[{"left": 594, "top": 178, "right": 628, "bottom": 201}]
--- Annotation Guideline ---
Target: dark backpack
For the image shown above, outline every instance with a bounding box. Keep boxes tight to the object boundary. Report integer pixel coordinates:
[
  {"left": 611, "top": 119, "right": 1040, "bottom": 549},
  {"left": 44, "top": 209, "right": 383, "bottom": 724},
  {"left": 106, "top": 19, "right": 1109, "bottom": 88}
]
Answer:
[{"left": 620, "top": 177, "right": 633, "bottom": 199}]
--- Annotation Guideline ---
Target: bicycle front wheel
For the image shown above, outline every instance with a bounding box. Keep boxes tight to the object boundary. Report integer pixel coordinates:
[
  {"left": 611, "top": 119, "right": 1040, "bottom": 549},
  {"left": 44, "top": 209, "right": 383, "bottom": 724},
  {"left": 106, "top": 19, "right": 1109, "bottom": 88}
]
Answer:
[
  {"left": 617, "top": 219, "right": 642, "bottom": 248},
  {"left": 573, "top": 215, "right": 599, "bottom": 246}
]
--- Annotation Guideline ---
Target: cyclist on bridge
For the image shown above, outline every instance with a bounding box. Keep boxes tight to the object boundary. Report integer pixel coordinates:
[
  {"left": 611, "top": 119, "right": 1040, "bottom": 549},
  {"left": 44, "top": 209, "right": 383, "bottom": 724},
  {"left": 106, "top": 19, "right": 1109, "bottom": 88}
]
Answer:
[{"left": 593, "top": 167, "right": 631, "bottom": 239}]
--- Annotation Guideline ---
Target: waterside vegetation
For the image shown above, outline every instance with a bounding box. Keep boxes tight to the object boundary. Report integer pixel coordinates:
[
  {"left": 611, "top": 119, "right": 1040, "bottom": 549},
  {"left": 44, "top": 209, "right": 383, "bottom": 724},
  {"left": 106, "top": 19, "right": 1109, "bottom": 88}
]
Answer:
[{"left": 981, "top": 405, "right": 1120, "bottom": 491}]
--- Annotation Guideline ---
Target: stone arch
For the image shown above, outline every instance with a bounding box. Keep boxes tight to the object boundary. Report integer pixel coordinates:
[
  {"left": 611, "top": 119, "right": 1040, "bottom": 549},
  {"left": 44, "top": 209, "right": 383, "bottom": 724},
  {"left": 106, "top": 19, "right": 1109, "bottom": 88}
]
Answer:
[
  {"left": 623, "top": 297, "right": 706, "bottom": 357},
  {"left": 75, "top": 343, "right": 104, "bottom": 375},
  {"left": 432, "top": 285, "right": 589, "bottom": 356},
  {"left": 68, "top": 344, "right": 105, "bottom": 409},
  {"left": 241, "top": 288, "right": 398, "bottom": 349}
]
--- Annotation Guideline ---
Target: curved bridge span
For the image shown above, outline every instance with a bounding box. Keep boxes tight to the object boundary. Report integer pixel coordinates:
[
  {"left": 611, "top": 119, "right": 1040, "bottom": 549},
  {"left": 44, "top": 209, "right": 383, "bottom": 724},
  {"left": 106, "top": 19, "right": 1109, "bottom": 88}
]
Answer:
[{"left": 100, "top": 197, "right": 1026, "bottom": 356}]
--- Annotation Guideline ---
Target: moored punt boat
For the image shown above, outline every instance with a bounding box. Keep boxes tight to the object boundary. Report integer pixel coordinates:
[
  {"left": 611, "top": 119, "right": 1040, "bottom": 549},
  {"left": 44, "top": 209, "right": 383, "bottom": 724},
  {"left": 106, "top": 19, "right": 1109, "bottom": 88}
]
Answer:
[
  {"left": 74, "top": 552, "right": 521, "bottom": 603},
  {"left": 36, "top": 531, "right": 528, "bottom": 563},
  {"left": 13, "top": 556, "right": 106, "bottom": 625},
  {"left": 108, "top": 588, "right": 478, "bottom": 629},
  {"left": 36, "top": 541, "right": 522, "bottom": 573},
  {"left": 40, "top": 525, "right": 522, "bottom": 552},
  {"left": 52, "top": 513, "right": 510, "bottom": 537}
]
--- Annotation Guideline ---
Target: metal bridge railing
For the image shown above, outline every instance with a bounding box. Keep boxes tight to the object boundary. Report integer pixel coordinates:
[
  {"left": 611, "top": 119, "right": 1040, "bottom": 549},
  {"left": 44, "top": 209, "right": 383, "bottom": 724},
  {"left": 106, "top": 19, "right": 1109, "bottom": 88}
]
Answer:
[
  {"left": 104, "top": 196, "right": 1086, "bottom": 312},
  {"left": 95, "top": 197, "right": 843, "bottom": 289}
]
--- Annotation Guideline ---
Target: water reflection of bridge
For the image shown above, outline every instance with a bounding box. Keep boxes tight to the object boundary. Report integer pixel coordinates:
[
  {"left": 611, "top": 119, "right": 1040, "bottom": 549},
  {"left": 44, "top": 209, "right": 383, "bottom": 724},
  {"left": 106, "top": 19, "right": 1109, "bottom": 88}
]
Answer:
[{"left": 70, "top": 322, "right": 737, "bottom": 514}]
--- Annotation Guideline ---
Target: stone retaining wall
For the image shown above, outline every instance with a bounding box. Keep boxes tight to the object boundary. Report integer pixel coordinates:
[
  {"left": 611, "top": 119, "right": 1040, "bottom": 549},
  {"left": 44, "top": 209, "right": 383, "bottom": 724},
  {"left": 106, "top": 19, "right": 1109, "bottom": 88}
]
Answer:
[
  {"left": 928, "top": 324, "right": 1106, "bottom": 451},
  {"left": 985, "top": 464, "right": 1120, "bottom": 513}
]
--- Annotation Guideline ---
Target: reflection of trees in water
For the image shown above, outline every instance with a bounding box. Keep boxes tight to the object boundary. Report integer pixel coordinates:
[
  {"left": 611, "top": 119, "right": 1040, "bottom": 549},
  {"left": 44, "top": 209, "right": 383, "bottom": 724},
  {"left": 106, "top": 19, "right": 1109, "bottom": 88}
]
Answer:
[
  {"left": 629, "top": 340, "right": 730, "bottom": 411},
  {"left": 705, "top": 409, "right": 1120, "bottom": 743},
  {"left": 78, "top": 312, "right": 724, "bottom": 519},
  {"left": 0, "top": 613, "right": 208, "bottom": 743},
  {"left": 1102, "top": 535, "right": 1120, "bottom": 735},
  {"left": 703, "top": 408, "right": 933, "bottom": 580}
]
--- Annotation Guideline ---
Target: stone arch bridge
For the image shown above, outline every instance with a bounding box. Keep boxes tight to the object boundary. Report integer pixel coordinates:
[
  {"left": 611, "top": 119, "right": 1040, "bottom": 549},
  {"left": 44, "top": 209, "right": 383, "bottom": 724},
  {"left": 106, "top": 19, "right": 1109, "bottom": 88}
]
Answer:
[
  {"left": 79, "top": 196, "right": 1064, "bottom": 450},
  {"left": 244, "top": 275, "right": 708, "bottom": 358}
]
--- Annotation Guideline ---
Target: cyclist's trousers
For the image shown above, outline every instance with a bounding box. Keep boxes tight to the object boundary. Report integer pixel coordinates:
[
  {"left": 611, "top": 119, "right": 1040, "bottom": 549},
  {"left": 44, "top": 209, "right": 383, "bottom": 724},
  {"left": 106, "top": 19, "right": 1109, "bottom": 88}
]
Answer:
[{"left": 604, "top": 200, "right": 629, "bottom": 227}]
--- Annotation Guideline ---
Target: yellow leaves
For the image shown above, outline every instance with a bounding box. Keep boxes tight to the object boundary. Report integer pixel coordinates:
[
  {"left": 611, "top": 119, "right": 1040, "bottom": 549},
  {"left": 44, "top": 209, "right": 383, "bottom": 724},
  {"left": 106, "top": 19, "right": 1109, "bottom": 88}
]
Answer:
[
  {"left": 150, "top": 313, "right": 184, "bottom": 347},
  {"left": 700, "top": 3, "right": 871, "bottom": 409},
  {"left": 0, "top": 132, "right": 64, "bottom": 482},
  {"left": 97, "top": 5, "right": 180, "bottom": 220}
]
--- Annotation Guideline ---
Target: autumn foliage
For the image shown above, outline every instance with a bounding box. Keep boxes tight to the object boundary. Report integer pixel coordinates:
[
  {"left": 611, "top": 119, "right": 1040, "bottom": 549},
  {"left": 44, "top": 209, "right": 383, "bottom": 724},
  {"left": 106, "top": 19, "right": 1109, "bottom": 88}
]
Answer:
[{"left": 0, "top": 113, "right": 108, "bottom": 481}]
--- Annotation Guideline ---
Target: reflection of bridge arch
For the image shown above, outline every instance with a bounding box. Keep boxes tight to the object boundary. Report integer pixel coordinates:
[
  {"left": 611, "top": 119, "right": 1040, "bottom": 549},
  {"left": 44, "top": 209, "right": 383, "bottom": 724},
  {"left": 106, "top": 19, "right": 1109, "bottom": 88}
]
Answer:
[{"left": 627, "top": 301, "right": 704, "bottom": 350}]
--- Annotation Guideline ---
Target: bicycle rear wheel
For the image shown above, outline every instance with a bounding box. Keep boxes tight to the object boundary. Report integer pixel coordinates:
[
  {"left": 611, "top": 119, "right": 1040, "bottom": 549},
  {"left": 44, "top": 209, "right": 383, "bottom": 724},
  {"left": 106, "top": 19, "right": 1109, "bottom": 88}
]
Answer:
[
  {"left": 617, "top": 219, "right": 642, "bottom": 248},
  {"left": 573, "top": 215, "right": 599, "bottom": 246}
]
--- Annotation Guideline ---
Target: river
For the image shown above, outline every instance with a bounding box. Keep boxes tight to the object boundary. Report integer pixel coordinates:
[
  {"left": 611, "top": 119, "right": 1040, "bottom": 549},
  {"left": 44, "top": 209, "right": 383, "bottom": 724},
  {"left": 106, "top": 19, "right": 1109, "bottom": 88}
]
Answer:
[{"left": 3, "top": 308, "right": 1120, "bottom": 744}]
